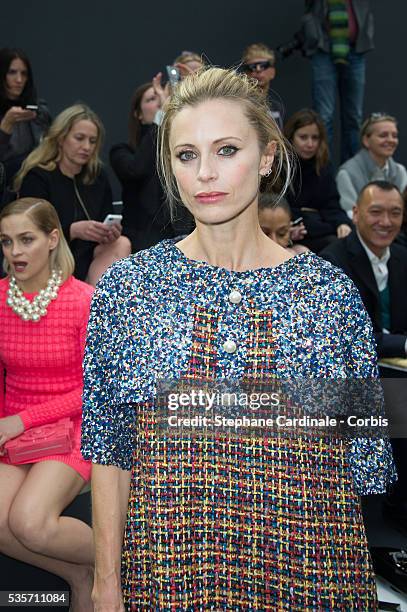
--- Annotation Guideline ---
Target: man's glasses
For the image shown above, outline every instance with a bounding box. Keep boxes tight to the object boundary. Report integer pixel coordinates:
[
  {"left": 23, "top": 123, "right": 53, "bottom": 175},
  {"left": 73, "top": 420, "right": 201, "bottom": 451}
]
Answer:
[{"left": 243, "top": 60, "right": 273, "bottom": 72}]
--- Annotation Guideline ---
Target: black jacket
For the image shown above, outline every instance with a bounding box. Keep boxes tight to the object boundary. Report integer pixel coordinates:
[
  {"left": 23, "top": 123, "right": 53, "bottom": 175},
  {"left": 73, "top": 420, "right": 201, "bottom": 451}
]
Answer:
[
  {"left": 286, "top": 158, "right": 351, "bottom": 239},
  {"left": 320, "top": 231, "right": 407, "bottom": 358},
  {"left": 19, "top": 166, "right": 113, "bottom": 280},
  {"left": 301, "top": 0, "right": 374, "bottom": 56},
  {"left": 110, "top": 124, "right": 176, "bottom": 251}
]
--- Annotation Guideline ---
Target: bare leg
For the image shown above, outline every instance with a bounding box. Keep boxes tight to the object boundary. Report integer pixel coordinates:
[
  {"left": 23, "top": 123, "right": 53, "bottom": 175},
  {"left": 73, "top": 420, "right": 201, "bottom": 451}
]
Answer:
[
  {"left": 0, "top": 462, "right": 93, "bottom": 612},
  {"left": 86, "top": 236, "right": 131, "bottom": 286}
]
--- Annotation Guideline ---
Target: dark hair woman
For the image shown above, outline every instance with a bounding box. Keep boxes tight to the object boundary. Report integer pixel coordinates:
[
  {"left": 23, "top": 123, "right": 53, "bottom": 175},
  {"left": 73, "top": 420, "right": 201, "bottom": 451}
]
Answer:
[
  {"left": 284, "top": 108, "right": 352, "bottom": 253},
  {"left": 0, "top": 48, "right": 51, "bottom": 199},
  {"left": 110, "top": 82, "right": 192, "bottom": 252}
]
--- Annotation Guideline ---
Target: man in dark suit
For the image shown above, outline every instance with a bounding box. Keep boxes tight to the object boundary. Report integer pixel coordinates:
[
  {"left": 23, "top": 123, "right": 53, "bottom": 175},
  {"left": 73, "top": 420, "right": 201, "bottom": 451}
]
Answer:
[
  {"left": 321, "top": 180, "right": 407, "bottom": 358},
  {"left": 321, "top": 179, "right": 407, "bottom": 526}
]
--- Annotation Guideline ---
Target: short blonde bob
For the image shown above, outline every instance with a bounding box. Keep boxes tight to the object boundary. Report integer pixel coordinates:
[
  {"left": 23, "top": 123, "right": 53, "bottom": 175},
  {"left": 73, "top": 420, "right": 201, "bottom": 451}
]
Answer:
[
  {"left": 157, "top": 67, "right": 294, "bottom": 214},
  {"left": 14, "top": 104, "right": 104, "bottom": 191},
  {"left": 0, "top": 198, "right": 75, "bottom": 280}
]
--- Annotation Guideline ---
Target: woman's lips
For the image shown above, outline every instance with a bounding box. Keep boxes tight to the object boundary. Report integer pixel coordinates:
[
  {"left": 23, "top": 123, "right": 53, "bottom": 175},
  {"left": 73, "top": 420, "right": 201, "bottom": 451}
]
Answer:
[
  {"left": 13, "top": 262, "right": 27, "bottom": 272},
  {"left": 195, "top": 192, "right": 228, "bottom": 203}
]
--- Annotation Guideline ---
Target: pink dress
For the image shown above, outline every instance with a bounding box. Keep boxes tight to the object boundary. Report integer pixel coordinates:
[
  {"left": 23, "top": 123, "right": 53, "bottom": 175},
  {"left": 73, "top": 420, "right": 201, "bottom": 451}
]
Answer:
[{"left": 0, "top": 275, "right": 93, "bottom": 481}]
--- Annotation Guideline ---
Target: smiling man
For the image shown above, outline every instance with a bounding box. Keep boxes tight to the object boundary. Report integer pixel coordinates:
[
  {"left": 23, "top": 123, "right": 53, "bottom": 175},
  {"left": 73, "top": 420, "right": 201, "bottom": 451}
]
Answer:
[{"left": 320, "top": 180, "right": 407, "bottom": 359}]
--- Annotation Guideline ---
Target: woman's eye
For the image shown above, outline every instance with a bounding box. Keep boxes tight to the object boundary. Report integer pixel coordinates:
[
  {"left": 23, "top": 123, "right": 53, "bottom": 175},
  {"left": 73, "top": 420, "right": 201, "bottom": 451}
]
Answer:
[
  {"left": 177, "top": 150, "right": 196, "bottom": 162},
  {"left": 0, "top": 239, "right": 11, "bottom": 247},
  {"left": 22, "top": 237, "right": 33, "bottom": 244},
  {"left": 218, "top": 145, "right": 238, "bottom": 156}
]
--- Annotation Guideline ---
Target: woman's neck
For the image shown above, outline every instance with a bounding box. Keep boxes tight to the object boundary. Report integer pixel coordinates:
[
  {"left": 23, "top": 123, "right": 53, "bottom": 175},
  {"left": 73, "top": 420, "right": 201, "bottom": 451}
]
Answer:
[
  {"left": 368, "top": 150, "right": 388, "bottom": 169},
  {"left": 15, "top": 268, "right": 52, "bottom": 294},
  {"left": 59, "top": 158, "right": 82, "bottom": 178},
  {"left": 177, "top": 206, "right": 291, "bottom": 271}
]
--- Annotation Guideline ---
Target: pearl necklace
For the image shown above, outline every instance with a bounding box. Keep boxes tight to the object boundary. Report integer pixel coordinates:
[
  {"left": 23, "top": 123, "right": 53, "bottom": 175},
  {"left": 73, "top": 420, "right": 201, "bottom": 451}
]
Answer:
[{"left": 7, "top": 269, "right": 63, "bottom": 322}]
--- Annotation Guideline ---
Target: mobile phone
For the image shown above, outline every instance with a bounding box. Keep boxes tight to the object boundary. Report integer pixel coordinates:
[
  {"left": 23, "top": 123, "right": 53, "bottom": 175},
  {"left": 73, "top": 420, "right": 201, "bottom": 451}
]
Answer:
[
  {"left": 24, "top": 104, "right": 39, "bottom": 111},
  {"left": 103, "top": 214, "right": 123, "bottom": 225},
  {"left": 291, "top": 216, "right": 303, "bottom": 226},
  {"left": 166, "top": 65, "right": 180, "bottom": 87}
]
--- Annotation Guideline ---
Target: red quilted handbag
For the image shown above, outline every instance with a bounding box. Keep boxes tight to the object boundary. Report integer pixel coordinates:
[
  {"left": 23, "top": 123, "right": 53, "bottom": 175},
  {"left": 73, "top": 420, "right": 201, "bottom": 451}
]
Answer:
[{"left": 4, "top": 418, "right": 74, "bottom": 464}]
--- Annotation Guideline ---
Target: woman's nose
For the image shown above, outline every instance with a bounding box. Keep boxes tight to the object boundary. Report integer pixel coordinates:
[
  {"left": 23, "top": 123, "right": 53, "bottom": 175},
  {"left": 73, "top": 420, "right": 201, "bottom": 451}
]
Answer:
[{"left": 197, "top": 156, "right": 217, "bottom": 181}]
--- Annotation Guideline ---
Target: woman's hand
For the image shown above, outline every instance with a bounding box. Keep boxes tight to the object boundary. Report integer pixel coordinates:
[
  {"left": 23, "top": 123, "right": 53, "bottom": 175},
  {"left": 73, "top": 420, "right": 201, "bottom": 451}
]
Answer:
[
  {"left": 152, "top": 72, "right": 171, "bottom": 107},
  {"left": 70, "top": 220, "right": 114, "bottom": 244},
  {"left": 290, "top": 222, "right": 307, "bottom": 242},
  {"left": 337, "top": 224, "right": 352, "bottom": 239},
  {"left": 0, "top": 106, "right": 36, "bottom": 134},
  {"left": 105, "top": 222, "right": 122, "bottom": 243},
  {"left": 0, "top": 415, "right": 24, "bottom": 453}
]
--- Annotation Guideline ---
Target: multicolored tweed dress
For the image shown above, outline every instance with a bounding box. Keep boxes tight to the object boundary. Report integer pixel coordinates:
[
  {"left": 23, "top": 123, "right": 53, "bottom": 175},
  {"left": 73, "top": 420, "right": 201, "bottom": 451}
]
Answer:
[{"left": 81, "top": 239, "right": 395, "bottom": 611}]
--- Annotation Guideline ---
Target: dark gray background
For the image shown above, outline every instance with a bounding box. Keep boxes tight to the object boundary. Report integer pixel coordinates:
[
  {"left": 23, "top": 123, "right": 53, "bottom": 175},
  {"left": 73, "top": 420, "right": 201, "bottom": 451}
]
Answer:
[{"left": 2, "top": 0, "right": 403, "bottom": 196}]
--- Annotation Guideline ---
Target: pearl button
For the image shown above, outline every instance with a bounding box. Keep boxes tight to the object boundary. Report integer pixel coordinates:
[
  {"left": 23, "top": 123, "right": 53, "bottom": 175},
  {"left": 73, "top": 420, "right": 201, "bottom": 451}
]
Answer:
[
  {"left": 228, "top": 289, "right": 242, "bottom": 304},
  {"left": 223, "top": 339, "right": 237, "bottom": 354}
]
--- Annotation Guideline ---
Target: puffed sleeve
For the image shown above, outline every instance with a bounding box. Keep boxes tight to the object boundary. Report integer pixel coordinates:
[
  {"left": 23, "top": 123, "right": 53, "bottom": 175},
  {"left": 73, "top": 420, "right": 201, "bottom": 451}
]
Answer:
[
  {"left": 81, "top": 264, "right": 136, "bottom": 470},
  {"left": 337, "top": 273, "right": 397, "bottom": 494}
]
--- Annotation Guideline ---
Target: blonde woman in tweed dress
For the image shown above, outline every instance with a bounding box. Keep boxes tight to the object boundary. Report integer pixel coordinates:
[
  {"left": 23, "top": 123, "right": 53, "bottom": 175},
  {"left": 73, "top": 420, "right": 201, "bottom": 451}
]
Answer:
[{"left": 82, "top": 68, "right": 395, "bottom": 611}]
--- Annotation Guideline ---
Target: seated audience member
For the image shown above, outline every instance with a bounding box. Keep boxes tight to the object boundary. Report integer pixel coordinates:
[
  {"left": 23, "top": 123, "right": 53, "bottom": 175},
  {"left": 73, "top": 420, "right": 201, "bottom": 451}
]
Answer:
[
  {"left": 337, "top": 113, "right": 407, "bottom": 215},
  {"left": 258, "top": 193, "right": 308, "bottom": 255},
  {"left": 320, "top": 180, "right": 407, "bottom": 358},
  {"left": 241, "top": 43, "right": 283, "bottom": 129},
  {"left": 111, "top": 77, "right": 194, "bottom": 251},
  {"left": 320, "top": 180, "right": 407, "bottom": 528},
  {"left": 14, "top": 104, "right": 130, "bottom": 285},
  {"left": 110, "top": 83, "right": 176, "bottom": 251},
  {"left": 0, "top": 48, "right": 51, "bottom": 201},
  {"left": 0, "top": 198, "right": 93, "bottom": 612},
  {"left": 284, "top": 109, "right": 352, "bottom": 252}
]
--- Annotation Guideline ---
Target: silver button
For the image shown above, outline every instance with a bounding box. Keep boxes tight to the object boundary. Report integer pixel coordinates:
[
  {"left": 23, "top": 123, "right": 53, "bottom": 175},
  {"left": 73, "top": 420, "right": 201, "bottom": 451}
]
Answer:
[
  {"left": 228, "top": 289, "right": 242, "bottom": 304},
  {"left": 222, "top": 339, "right": 237, "bottom": 354}
]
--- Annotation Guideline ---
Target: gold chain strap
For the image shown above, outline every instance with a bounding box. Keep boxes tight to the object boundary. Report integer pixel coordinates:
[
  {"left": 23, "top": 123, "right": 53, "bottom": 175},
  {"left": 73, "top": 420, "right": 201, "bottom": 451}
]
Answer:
[{"left": 73, "top": 177, "right": 91, "bottom": 221}]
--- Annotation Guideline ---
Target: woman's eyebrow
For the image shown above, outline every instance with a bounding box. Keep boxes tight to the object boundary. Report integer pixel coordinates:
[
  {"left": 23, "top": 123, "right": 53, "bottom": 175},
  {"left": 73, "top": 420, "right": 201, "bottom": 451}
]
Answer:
[{"left": 173, "top": 136, "right": 243, "bottom": 149}]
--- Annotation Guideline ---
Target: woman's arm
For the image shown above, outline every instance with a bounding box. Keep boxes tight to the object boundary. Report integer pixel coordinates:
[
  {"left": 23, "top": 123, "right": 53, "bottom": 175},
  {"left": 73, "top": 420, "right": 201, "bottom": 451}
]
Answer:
[
  {"left": 91, "top": 464, "right": 131, "bottom": 611},
  {"left": 336, "top": 168, "right": 358, "bottom": 213},
  {"left": 319, "top": 166, "right": 352, "bottom": 234}
]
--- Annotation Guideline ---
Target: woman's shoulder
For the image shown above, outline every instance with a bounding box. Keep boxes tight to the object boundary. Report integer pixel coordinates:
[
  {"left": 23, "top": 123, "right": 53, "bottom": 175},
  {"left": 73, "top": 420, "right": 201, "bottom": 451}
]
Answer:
[
  {"left": 57, "top": 276, "right": 94, "bottom": 316},
  {"left": 280, "top": 251, "right": 360, "bottom": 303},
  {"left": 0, "top": 276, "right": 8, "bottom": 295},
  {"left": 65, "top": 276, "right": 94, "bottom": 299},
  {"left": 23, "top": 165, "right": 57, "bottom": 183}
]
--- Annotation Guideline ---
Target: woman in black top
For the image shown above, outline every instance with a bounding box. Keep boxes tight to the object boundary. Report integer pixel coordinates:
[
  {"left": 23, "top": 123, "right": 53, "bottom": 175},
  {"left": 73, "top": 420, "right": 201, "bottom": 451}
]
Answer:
[
  {"left": 110, "top": 82, "right": 192, "bottom": 251},
  {"left": 284, "top": 109, "right": 352, "bottom": 253},
  {"left": 14, "top": 104, "right": 131, "bottom": 284},
  {"left": 0, "top": 48, "right": 51, "bottom": 200}
]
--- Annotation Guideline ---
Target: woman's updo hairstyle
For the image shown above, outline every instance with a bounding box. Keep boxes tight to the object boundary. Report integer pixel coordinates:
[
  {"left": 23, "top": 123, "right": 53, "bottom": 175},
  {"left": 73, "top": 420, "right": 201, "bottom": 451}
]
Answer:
[{"left": 158, "top": 67, "right": 294, "bottom": 214}]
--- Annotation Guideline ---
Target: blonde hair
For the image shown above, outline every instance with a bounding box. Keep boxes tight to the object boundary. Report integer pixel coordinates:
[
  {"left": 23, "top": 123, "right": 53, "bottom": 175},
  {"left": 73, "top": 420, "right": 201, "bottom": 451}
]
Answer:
[
  {"left": 173, "top": 51, "right": 204, "bottom": 67},
  {"left": 157, "top": 67, "right": 294, "bottom": 213},
  {"left": 360, "top": 113, "right": 397, "bottom": 141},
  {"left": 0, "top": 198, "right": 75, "bottom": 280},
  {"left": 14, "top": 104, "right": 104, "bottom": 191},
  {"left": 242, "top": 43, "right": 275, "bottom": 66}
]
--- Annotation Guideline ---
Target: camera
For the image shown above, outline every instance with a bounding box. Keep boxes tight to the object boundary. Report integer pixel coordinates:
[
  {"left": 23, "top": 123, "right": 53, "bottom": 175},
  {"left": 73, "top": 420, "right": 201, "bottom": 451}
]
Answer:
[{"left": 276, "top": 32, "right": 305, "bottom": 60}]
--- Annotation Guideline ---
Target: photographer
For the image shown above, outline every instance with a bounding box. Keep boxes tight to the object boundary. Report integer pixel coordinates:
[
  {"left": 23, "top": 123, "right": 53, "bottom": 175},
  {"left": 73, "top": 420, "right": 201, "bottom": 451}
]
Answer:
[{"left": 279, "top": 1, "right": 374, "bottom": 163}]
